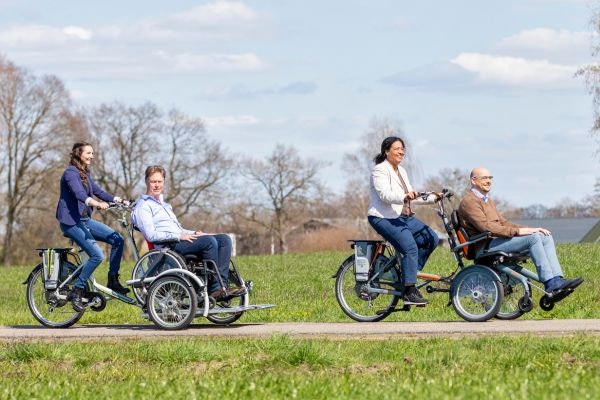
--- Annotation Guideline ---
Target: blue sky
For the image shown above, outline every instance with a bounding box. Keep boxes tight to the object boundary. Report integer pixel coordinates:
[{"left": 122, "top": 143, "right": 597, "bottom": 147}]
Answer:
[{"left": 0, "top": 0, "right": 598, "bottom": 207}]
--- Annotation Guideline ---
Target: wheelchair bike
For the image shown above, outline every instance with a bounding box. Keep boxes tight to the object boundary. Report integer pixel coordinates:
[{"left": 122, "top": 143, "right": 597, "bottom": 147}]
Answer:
[
  {"left": 24, "top": 202, "right": 274, "bottom": 330},
  {"left": 451, "top": 211, "right": 579, "bottom": 320},
  {"left": 334, "top": 189, "right": 503, "bottom": 322},
  {"left": 333, "top": 189, "right": 578, "bottom": 322}
]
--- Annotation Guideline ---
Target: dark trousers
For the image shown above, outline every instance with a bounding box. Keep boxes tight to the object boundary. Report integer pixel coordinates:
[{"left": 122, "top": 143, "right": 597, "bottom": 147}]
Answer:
[
  {"left": 171, "top": 234, "right": 232, "bottom": 292},
  {"left": 368, "top": 215, "right": 438, "bottom": 285}
]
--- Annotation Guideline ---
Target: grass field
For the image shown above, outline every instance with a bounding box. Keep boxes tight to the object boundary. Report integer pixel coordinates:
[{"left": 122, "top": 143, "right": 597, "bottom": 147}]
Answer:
[
  {"left": 2, "top": 243, "right": 599, "bottom": 325},
  {"left": 1, "top": 243, "right": 599, "bottom": 399}
]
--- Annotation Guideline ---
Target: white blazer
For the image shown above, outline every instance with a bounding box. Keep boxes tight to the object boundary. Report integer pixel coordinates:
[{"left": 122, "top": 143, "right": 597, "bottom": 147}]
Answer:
[{"left": 367, "top": 160, "right": 435, "bottom": 219}]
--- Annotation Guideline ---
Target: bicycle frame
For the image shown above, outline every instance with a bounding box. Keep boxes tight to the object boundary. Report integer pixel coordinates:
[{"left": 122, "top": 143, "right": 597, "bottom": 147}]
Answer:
[
  {"left": 57, "top": 251, "right": 139, "bottom": 307},
  {"left": 335, "top": 190, "right": 459, "bottom": 298},
  {"left": 25, "top": 201, "right": 274, "bottom": 329}
]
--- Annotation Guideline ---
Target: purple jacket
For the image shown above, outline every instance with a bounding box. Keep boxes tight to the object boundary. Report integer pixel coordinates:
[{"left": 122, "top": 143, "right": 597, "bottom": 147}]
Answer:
[{"left": 55, "top": 165, "right": 114, "bottom": 226}]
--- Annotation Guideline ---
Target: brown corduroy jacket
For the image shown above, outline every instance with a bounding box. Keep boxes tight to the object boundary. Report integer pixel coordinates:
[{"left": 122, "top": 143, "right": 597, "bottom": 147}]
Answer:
[{"left": 458, "top": 191, "right": 524, "bottom": 252}]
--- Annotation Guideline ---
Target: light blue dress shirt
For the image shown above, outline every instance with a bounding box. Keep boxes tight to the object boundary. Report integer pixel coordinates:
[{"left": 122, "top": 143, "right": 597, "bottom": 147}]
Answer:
[
  {"left": 132, "top": 194, "right": 194, "bottom": 243},
  {"left": 471, "top": 188, "right": 489, "bottom": 203}
]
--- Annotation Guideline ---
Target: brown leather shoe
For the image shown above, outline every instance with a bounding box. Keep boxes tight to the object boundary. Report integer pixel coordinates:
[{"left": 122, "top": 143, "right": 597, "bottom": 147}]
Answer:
[
  {"left": 209, "top": 289, "right": 225, "bottom": 299},
  {"left": 209, "top": 287, "right": 246, "bottom": 300},
  {"left": 227, "top": 286, "right": 247, "bottom": 296}
]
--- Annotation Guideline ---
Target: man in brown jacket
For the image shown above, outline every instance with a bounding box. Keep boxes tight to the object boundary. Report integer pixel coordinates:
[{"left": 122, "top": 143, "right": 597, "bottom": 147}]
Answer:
[{"left": 458, "top": 166, "right": 583, "bottom": 295}]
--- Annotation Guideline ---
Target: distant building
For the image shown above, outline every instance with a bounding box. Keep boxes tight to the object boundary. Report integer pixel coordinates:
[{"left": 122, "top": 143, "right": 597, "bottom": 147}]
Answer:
[{"left": 513, "top": 218, "right": 600, "bottom": 244}]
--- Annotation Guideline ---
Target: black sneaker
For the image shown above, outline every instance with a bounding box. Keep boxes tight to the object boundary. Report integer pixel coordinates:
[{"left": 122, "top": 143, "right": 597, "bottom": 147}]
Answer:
[
  {"left": 107, "top": 274, "right": 131, "bottom": 295},
  {"left": 403, "top": 286, "right": 428, "bottom": 306}
]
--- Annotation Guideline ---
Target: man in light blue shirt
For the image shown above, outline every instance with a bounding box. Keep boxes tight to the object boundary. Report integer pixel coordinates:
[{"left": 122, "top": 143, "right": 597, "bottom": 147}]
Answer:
[{"left": 132, "top": 165, "right": 245, "bottom": 300}]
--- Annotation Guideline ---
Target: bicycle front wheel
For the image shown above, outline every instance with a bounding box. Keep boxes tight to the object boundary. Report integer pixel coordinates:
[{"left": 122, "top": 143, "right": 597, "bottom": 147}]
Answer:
[
  {"left": 451, "top": 265, "right": 503, "bottom": 322},
  {"left": 131, "top": 250, "right": 187, "bottom": 305},
  {"left": 334, "top": 255, "right": 399, "bottom": 322},
  {"left": 26, "top": 264, "right": 84, "bottom": 328},
  {"left": 147, "top": 275, "right": 197, "bottom": 330}
]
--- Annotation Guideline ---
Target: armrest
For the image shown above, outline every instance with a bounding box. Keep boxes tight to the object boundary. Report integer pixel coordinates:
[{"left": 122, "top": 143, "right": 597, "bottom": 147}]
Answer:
[
  {"left": 451, "top": 231, "right": 491, "bottom": 253},
  {"left": 468, "top": 231, "right": 492, "bottom": 243},
  {"left": 151, "top": 239, "right": 178, "bottom": 246}
]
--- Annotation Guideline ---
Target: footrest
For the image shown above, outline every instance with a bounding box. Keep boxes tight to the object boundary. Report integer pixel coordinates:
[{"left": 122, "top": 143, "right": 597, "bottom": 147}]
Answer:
[
  {"left": 546, "top": 288, "right": 573, "bottom": 303},
  {"left": 376, "top": 304, "right": 412, "bottom": 315},
  {"left": 203, "top": 303, "right": 276, "bottom": 316}
]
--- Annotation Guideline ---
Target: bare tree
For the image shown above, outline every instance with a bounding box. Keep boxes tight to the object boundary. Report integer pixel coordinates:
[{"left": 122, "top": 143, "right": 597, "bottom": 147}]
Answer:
[
  {"left": 87, "top": 101, "right": 161, "bottom": 200},
  {"left": 340, "top": 116, "right": 421, "bottom": 237},
  {"left": 0, "top": 56, "right": 75, "bottom": 265},
  {"left": 161, "top": 109, "right": 232, "bottom": 218},
  {"left": 86, "top": 102, "right": 232, "bottom": 219},
  {"left": 577, "top": 6, "right": 600, "bottom": 157},
  {"left": 238, "top": 144, "right": 328, "bottom": 254},
  {"left": 422, "top": 167, "right": 469, "bottom": 195}
]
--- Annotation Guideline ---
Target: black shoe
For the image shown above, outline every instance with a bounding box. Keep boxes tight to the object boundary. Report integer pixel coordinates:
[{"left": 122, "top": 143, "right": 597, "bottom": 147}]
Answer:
[
  {"left": 548, "top": 288, "right": 574, "bottom": 303},
  {"left": 562, "top": 277, "right": 583, "bottom": 290},
  {"left": 107, "top": 274, "right": 131, "bottom": 295},
  {"left": 71, "top": 287, "right": 85, "bottom": 312},
  {"left": 403, "top": 286, "right": 428, "bottom": 306}
]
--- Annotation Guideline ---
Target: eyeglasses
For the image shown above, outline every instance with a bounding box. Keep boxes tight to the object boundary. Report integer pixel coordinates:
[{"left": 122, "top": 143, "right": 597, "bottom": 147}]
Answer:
[{"left": 474, "top": 176, "right": 493, "bottom": 180}]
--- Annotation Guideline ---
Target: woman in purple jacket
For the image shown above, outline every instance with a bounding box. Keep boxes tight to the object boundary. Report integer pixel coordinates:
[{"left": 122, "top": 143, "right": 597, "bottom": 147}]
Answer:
[{"left": 56, "top": 142, "right": 129, "bottom": 311}]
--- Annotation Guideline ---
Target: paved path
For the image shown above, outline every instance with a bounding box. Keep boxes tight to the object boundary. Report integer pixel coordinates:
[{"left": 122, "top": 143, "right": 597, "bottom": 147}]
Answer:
[{"left": 2, "top": 319, "right": 600, "bottom": 341}]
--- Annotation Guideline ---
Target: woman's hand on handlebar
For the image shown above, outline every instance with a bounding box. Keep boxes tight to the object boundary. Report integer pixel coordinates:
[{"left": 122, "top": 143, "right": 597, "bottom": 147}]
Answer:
[
  {"left": 415, "top": 190, "right": 452, "bottom": 202},
  {"left": 91, "top": 199, "right": 110, "bottom": 210},
  {"left": 405, "top": 191, "right": 420, "bottom": 201}
]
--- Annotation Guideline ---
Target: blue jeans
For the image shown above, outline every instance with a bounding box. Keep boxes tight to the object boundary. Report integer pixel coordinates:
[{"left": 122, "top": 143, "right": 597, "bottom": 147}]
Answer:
[
  {"left": 172, "top": 234, "right": 232, "bottom": 292},
  {"left": 368, "top": 215, "right": 439, "bottom": 285},
  {"left": 482, "top": 233, "right": 563, "bottom": 283},
  {"left": 60, "top": 218, "right": 125, "bottom": 289}
]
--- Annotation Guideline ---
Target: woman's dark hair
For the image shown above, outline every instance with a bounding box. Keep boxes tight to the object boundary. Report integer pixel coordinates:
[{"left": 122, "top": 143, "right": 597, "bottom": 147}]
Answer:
[
  {"left": 145, "top": 165, "right": 166, "bottom": 181},
  {"left": 373, "top": 136, "right": 405, "bottom": 164},
  {"left": 70, "top": 142, "right": 92, "bottom": 187}
]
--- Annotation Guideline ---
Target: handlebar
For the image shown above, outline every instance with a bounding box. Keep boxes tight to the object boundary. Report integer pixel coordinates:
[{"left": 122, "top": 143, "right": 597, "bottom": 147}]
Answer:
[
  {"left": 416, "top": 188, "right": 453, "bottom": 201},
  {"left": 97, "top": 200, "right": 136, "bottom": 212}
]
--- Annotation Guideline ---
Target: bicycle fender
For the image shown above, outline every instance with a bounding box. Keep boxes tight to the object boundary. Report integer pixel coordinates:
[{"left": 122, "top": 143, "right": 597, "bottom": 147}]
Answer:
[
  {"left": 450, "top": 264, "right": 501, "bottom": 293},
  {"left": 448, "top": 264, "right": 501, "bottom": 294},
  {"left": 332, "top": 255, "right": 354, "bottom": 278},
  {"left": 155, "top": 268, "right": 205, "bottom": 289},
  {"left": 23, "top": 264, "right": 43, "bottom": 285}
]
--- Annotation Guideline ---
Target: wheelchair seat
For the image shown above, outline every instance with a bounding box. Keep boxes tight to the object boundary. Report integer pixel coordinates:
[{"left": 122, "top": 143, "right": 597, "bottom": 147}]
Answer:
[{"left": 450, "top": 210, "right": 529, "bottom": 265}]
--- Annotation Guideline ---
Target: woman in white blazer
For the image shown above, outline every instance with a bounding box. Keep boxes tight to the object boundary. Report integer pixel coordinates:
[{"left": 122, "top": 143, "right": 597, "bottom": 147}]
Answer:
[{"left": 367, "top": 136, "right": 440, "bottom": 306}]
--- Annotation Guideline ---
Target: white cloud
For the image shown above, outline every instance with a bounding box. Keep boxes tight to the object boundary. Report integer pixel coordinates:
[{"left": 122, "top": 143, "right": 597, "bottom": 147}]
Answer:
[
  {"left": 63, "top": 26, "right": 92, "bottom": 40},
  {"left": 495, "top": 28, "right": 593, "bottom": 63},
  {"left": 203, "top": 115, "right": 261, "bottom": 128},
  {"left": 168, "top": 1, "right": 261, "bottom": 27},
  {"left": 0, "top": 24, "right": 92, "bottom": 47},
  {"left": 498, "top": 28, "right": 590, "bottom": 53},
  {"left": 0, "top": 1, "right": 272, "bottom": 78},
  {"left": 450, "top": 53, "right": 578, "bottom": 88},
  {"left": 156, "top": 52, "right": 267, "bottom": 73}
]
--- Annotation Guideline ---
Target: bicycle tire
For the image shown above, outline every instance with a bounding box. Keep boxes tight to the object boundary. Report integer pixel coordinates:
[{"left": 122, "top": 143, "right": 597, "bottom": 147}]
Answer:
[
  {"left": 26, "top": 264, "right": 84, "bottom": 328},
  {"left": 335, "top": 255, "right": 400, "bottom": 322},
  {"left": 451, "top": 265, "right": 503, "bottom": 322}
]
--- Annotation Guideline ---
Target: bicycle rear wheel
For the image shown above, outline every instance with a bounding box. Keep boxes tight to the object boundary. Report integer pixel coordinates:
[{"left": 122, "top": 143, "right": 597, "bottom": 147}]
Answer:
[
  {"left": 207, "top": 260, "right": 246, "bottom": 325},
  {"left": 334, "top": 255, "right": 399, "bottom": 322},
  {"left": 495, "top": 271, "right": 528, "bottom": 320},
  {"left": 26, "top": 264, "right": 84, "bottom": 328},
  {"left": 451, "top": 265, "right": 503, "bottom": 322}
]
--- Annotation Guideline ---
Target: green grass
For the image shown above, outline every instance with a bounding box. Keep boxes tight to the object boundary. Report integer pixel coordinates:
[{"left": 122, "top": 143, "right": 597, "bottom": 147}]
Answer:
[
  {"left": 1, "top": 243, "right": 600, "bottom": 399},
  {"left": 1, "top": 335, "right": 600, "bottom": 399},
  {"left": 2, "top": 243, "right": 599, "bottom": 325}
]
